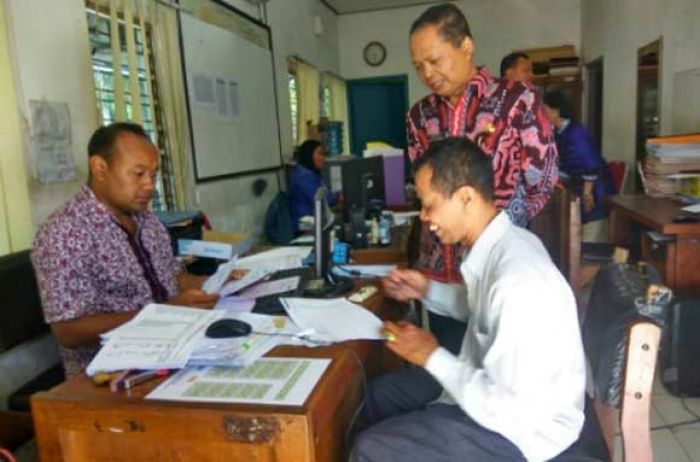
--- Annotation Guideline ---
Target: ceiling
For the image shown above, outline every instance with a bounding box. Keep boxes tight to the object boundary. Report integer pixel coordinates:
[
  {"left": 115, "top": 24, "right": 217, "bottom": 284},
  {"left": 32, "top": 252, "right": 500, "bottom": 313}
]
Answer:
[{"left": 320, "top": 0, "right": 447, "bottom": 15}]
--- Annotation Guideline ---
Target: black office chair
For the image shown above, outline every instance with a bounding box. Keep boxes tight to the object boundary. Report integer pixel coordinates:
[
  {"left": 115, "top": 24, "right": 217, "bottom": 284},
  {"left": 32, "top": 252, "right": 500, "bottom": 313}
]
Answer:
[{"left": 553, "top": 262, "right": 672, "bottom": 462}]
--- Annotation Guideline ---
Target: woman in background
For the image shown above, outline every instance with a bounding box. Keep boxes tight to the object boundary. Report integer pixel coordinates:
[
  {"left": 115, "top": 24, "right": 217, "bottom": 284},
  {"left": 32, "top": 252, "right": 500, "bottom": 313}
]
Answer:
[
  {"left": 290, "top": 139, "right": 337, "bottom": 233},
  {"left": 544, "top": 90, "right": 616, "bottom": 241}
]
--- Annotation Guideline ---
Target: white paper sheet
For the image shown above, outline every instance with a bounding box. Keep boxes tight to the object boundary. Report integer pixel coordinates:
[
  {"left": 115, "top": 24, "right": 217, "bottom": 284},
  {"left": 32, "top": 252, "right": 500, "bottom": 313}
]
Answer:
[
  {"left": 87, "top": 304, "right": 224, "bottom": 376},
  {"left": 234, "top": 246, "right": 312, "bottom": 273},
  {"left": 391, "top": 211, "right": 420, "bottom": 226},
  {"left": 213, "top": 297, "right": 256, "bottom": 313},
  {"left": 231, "top": 276, "right": 300, "bottom": 300},
  {"left": 219, "top": 267, "right": 271, "bottom": 297},
  {"left": 681, "top": 203, "right": 700, "bottom": 213},
  {"left": 280, "top": 297, "right": 385, "bottom": 342},
  {"left": 147, "top": 357, "right": 331, "bottom": 406},
  {"left": 202, "top": 257, "right": 239, "bottom": 294}
]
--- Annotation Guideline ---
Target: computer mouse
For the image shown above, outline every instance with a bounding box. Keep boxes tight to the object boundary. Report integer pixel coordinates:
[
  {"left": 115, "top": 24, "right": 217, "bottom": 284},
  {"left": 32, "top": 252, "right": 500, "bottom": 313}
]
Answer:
[{"left": 205, "top": 319, "right": 252, "bottom": 338}]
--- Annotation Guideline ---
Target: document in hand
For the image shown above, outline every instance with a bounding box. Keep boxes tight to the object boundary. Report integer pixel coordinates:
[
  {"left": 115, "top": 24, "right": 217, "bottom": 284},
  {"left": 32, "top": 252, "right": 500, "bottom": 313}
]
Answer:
[
  {"left": 87, "top": 304, "right": 224, "bottom": 376},
  {"left": 280, "top": 297, "right": 385, "bottom": 343},
  {"left": 202, "top": 257, "right": 239, "bottom": 294},
  {"left": 234, "top": 246, "right": 312, "bottom": 273}
]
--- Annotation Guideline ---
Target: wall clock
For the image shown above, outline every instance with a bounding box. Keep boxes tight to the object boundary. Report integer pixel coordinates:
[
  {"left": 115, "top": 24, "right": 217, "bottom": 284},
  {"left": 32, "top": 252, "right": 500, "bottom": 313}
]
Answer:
[{"left": 363, "top": 41, "right": 387, "bottom": 67}]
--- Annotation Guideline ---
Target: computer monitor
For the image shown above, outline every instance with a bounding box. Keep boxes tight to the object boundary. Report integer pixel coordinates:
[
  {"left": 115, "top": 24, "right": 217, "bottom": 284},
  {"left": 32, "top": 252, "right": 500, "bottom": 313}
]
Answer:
[
  {"left": 303, "top": 187, "right": 353, "bottom": 298},
  {"left": 344, "top": 156, "right": 385, "bottom": 216}
]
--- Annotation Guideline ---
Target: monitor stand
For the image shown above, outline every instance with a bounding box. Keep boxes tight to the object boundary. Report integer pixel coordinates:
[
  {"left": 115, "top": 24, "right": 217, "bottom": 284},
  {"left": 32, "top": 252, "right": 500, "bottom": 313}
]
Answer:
[{"left": 303, "top": 274, "right": 353, "bottom": 298}]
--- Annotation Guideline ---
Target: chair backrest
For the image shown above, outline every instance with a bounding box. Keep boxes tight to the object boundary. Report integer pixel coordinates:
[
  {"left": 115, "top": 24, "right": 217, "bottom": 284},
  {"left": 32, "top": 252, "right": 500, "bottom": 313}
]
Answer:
[
  {"left": 583, "top": 263, "right": 672, "bottom": 461},
  {"left": 530, "top": 183, "right": 581, "bottom": 287},
  {"left": 264, "top": 191, "right": 295, "bottom": 245},
  {"left": 607, "top": 161, "right": 628, "bottom": 194}
]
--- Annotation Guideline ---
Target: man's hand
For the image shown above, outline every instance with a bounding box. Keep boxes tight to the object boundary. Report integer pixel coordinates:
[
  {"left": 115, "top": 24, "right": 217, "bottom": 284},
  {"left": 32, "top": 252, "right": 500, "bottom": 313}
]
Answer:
[
  {"left": 383, "top": 320, "right": 439, "bottom": 366},
  {"left": 382, "top": 269, "right": 429, "bottom": 302},
  {"left": 229, "top": 269, "right": 249, "bottom": 281},
  {"left": 168, "top": 289, "right": 219, "bottom": 309}
]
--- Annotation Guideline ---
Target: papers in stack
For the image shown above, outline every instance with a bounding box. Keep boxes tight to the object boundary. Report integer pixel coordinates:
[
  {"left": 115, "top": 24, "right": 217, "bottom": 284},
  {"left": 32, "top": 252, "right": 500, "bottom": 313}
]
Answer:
[
  {"left": 234, "top": 246, "right": 312, "bottom": 273},
  {"left": 87, "top": 304, "right": 224, "bottom": 376},
  {"left": 280, "top": 297, "right": 385, "bottom": 343},
  {"left": 147, "top": 357, "right": 331, "bottom": 406}
]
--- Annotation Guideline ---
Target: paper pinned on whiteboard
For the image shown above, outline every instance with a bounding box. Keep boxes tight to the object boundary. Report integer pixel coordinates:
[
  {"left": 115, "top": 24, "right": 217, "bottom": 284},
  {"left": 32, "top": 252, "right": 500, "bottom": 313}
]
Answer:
[{"left": 192, "top": 72, "right": 215, "bottom": 107}]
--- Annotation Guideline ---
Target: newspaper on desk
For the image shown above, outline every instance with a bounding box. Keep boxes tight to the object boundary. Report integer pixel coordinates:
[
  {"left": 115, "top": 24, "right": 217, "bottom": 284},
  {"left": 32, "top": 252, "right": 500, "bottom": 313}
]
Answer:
[
  {"left": 86, "top": 304, "right": 224, "bottom": 376},
  {"left": 146, "top": 357, "right": 331, "bottom": 406}
]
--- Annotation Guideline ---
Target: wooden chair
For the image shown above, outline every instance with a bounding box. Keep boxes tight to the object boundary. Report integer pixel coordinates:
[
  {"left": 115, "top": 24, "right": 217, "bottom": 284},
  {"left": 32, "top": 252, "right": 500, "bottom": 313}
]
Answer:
[{"left": 554, "top": 262, "right": 672, "bottom": 462}]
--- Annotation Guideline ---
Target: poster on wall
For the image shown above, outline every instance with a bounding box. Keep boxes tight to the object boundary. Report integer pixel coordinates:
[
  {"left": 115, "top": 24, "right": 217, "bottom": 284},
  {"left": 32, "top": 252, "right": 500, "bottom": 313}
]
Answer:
[{"left": 29, "top": 100, "right": 76, "bottom": 183}]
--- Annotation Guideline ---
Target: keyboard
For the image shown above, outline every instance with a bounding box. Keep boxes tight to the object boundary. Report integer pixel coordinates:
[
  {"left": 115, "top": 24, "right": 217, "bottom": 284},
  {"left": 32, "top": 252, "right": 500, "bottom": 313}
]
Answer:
[{"left": 251, "top": 267, "right": 313, "bottom": 315}]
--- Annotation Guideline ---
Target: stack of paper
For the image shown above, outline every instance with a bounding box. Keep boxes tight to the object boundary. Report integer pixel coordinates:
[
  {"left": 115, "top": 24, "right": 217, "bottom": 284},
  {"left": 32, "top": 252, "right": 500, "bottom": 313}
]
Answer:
[
  {"left": 87, "top": 304, "right": 224, "bottom": 376},
  {"left": 644, "top": 134, "right": 700, "bottom": 198}
]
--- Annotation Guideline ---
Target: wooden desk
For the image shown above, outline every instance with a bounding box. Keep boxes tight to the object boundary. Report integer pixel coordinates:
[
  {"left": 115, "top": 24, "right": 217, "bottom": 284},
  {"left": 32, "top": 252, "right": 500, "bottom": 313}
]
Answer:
[
  {"left": 608, "top": 195, "right": 700, "bottom": 293},
  {"left": 31, "top": 288, "right": 406, "bottom": 462}
]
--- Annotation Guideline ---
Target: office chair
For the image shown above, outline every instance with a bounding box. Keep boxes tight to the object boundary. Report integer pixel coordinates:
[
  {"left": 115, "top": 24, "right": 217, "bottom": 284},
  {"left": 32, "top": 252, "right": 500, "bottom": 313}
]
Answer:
[{"left": 554, "top": 261, "right": 672, "bottom": 462}]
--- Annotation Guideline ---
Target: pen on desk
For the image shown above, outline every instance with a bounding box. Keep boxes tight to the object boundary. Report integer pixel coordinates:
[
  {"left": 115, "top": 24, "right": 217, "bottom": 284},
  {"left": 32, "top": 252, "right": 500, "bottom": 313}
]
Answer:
[{"left": 123, "top": 369, "right": 169, "bottom": 390}]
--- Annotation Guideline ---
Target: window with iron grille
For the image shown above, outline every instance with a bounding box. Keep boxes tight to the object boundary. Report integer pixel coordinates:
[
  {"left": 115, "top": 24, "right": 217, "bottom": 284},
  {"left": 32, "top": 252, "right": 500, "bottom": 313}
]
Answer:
[{"left": 86, "top": 5, "right": 175, "bottom": 211}]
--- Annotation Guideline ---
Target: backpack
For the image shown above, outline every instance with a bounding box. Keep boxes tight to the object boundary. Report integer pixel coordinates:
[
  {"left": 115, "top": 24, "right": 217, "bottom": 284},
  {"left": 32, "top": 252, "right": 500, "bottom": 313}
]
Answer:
[{"left": 264, "top": 192, "right": 294, "bottom": 245}]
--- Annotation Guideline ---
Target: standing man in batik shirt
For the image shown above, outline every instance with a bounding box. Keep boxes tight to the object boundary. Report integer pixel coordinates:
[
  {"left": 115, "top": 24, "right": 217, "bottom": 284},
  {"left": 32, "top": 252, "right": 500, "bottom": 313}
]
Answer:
[
  {"left": 32, "top": 123, "right": 222, "bottom": 377},
  {"left": 406, "top": 4, "right": 558, "bottom": 352}
]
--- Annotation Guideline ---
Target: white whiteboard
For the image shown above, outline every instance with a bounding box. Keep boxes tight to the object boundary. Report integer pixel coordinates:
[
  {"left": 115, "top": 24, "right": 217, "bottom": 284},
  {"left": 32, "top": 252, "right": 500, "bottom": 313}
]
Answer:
[{"left": 180, "top": 6, "right": 281, "bottom": 181}]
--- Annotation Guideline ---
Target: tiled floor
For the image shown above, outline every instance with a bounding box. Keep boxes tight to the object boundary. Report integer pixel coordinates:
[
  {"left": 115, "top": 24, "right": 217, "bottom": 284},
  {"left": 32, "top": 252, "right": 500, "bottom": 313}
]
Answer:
[{"left": 611, "top": 372, "right": 700, "bottom": 461}]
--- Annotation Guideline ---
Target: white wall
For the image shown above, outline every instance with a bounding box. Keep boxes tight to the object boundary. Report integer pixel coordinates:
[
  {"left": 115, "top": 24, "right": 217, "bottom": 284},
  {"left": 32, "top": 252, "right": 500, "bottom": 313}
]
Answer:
[
  {"left": 581, "top": 0, "right": 700, "bottom": 164},
  {"left": 338, "top": 0, "right": 581, "bottom": 105},
  {"left": 5, "top": 0, "right": 340, "bottom": 239},
  {"left": 5, "top": 0, "right": 98, "bottom": 228}
]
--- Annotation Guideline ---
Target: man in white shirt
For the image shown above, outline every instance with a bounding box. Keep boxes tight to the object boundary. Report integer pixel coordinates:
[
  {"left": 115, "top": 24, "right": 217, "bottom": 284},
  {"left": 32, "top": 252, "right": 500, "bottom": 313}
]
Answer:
[{"left": 351, "top": 138, "right": 585, "bottom": 462}]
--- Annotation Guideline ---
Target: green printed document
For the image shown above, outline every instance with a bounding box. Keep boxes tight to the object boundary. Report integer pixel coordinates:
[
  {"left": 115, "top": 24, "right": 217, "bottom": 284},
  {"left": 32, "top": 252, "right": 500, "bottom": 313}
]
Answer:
[{"left": 146, "top": 357, "right": 331, "bottom": 406}]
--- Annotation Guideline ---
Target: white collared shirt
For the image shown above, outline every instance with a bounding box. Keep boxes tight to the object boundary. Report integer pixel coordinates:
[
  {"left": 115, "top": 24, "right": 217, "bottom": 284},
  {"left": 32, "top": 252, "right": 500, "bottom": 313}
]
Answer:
[{"left": 423, "top": 212, "right": 585, "bottom": 461}]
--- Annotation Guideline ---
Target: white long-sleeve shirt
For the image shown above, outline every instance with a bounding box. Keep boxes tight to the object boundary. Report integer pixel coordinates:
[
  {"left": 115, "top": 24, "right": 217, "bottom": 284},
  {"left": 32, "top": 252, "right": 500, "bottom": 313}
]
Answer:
[{"left": 423, "top": 212, "right": 585, "bottom": 462}]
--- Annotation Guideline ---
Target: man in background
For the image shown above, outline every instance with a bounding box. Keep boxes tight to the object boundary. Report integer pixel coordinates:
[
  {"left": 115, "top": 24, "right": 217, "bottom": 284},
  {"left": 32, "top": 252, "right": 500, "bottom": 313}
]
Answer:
[
  {"left": 406, "top": 3, "right": 558, "bottom": 352},
  {"left": 500, "top": 51, "right": 534, "bottom": 83}
]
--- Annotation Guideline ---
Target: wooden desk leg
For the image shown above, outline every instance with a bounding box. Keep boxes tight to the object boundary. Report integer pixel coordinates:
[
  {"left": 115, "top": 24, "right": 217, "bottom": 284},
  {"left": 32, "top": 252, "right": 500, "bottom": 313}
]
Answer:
[
  {"left": 673, "top": 236, "right": 700, "bottom": 295},
  {"left": 608, "top": 209, "right": 635, "bottom": 246}
]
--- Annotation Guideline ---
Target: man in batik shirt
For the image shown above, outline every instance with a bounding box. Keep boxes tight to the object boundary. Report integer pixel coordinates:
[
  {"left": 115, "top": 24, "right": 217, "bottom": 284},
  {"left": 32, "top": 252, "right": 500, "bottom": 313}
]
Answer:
[
  {"left": 406, "top": 4, "right": 558, "bottom": 352},
  {"left": 32, "top": 123, "right": 221, "bottom": 377}
]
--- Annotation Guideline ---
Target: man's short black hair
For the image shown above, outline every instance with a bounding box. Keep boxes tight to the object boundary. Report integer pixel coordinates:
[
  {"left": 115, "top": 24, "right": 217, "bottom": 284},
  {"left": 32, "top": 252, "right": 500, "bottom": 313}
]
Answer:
[
  {"left": 87, "top": 122, "right": 151, "bottom": 162},
  {"left": 414, "top": 137, "right": 494, "bottom": 201},
  {"left": 500, "top": 52, "right": 530, "bottom": 77},
  {"left": 410, "top": 3, "right": 472, "bottom": 48},
  {"left": 543, "top": 90, "right": 574, "bottom": 120}
]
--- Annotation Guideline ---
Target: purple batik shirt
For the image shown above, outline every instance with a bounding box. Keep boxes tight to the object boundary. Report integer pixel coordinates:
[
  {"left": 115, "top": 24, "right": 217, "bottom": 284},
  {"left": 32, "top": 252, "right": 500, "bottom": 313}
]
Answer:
[{"left": 32, "top": 185, "right": 180, "bottom": 377}]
